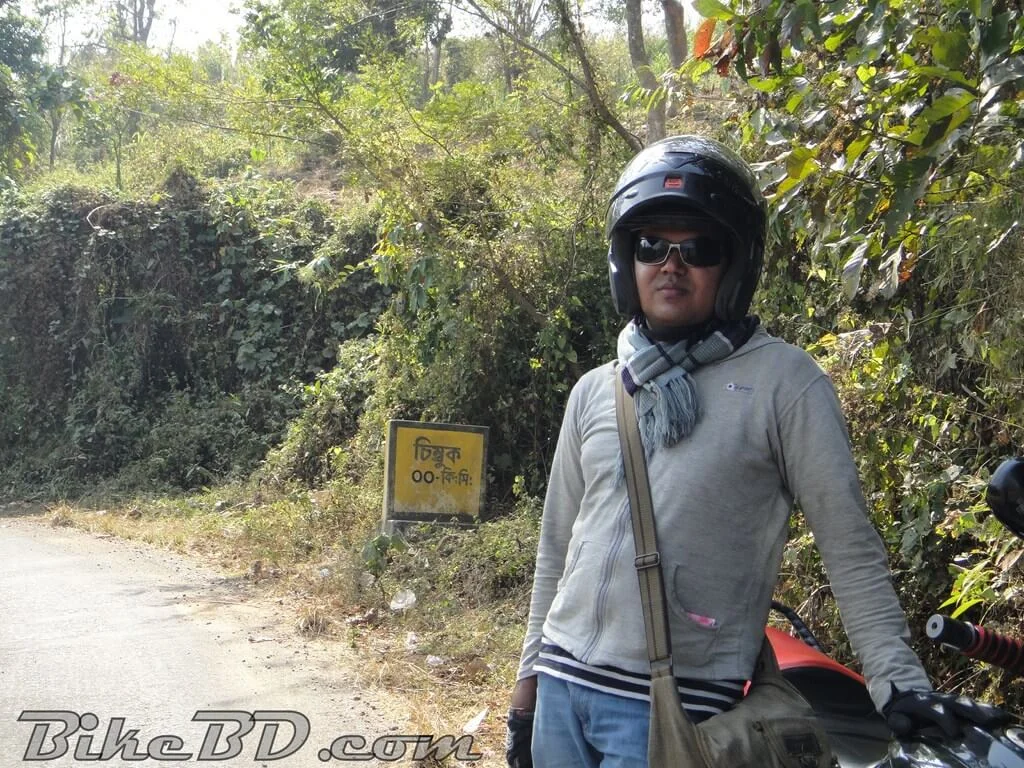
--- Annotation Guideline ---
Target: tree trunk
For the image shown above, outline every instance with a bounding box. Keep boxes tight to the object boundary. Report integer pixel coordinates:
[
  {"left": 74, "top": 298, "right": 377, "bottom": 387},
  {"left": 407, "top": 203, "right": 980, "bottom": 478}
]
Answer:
[
  {"left": 422, "top": 39, "right": 443, "bottom": 100},
  {"left": 498, "top": 36, "right": 514, "bottom": 93},
  {"left": 623, "top": 0, "right": 665, "bottom": 143},
  {"left": 422, "top": 40, "right": 431, "bottom": 99},
  {"left": 48, "top": 112, "right": 61, "bottom": 169},
  {"left": 113, "top": 0, "right": 156, "bottom": 45},
  {"left": 423, "top": 13, "right": 450, "bottom": 99},
  {"left": 662, "top": 0, "right": 687, "bottom": 67},
  {"left": 662, "top": 0, "right": 686, "bottom": 118},
  {"left": 114, "top": 134, "right": 123, "bottom": 190},
  {"left": 135, "top": 0, "right": 156, "bottom": 44},
  {"left": 429, "top": 43, "right": 442, "bottom": 90}
]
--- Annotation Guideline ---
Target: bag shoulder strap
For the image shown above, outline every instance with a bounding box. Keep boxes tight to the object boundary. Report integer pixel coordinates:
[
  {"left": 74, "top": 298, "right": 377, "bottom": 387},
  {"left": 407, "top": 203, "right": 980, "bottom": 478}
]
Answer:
[{"left": 614, "top": 370, "right": 674, "bottom": 666}]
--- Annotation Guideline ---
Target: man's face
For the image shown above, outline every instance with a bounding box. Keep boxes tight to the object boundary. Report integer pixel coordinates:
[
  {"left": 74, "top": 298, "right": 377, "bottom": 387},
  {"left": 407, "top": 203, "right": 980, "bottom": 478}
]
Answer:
[{"left": 633, "top": 227, "right": 725, "bottom": 330}]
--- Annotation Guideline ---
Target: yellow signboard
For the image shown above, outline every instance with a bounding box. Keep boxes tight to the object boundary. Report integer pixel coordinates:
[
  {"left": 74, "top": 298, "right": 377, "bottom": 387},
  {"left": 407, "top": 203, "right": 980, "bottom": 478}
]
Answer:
[{"left": 384, "top": 420, "right": 488, "bottom": 524}]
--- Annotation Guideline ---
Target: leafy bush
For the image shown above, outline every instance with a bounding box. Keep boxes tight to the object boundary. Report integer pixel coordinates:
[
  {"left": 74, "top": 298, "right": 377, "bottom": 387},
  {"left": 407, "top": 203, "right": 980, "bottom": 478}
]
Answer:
[
  {"left": 260, "top": 337, "right": 380, "bottom": 485},
  {"left": 0, "top": 177, "right": 387, "bottom": 490}
]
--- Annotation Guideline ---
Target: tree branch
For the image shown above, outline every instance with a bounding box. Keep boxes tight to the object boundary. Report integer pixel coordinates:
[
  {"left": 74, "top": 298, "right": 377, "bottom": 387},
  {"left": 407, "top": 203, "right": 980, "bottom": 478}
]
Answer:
[
  {"left": 458, "top": 0, "right": 641, "bottom": 153},
  {"left": 549, "top": 0, "right": 643, "bottom": 152}
]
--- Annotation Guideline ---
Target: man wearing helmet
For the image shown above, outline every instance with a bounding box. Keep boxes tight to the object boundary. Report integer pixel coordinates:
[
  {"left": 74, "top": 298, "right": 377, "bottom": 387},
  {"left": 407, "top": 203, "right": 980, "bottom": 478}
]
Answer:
[{"left": 505, "top": 136, "right": 1006, "bottom": 768}]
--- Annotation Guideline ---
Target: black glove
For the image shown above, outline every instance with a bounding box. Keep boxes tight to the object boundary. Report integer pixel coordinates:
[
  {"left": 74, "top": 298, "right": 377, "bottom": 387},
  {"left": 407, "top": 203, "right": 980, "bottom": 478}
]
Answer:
[
  {"left": 505, "top": 708, "right": 534, "bottom": 768},
  {"left": 883, "top": 685, "right": 1011, "bottom": 739}
]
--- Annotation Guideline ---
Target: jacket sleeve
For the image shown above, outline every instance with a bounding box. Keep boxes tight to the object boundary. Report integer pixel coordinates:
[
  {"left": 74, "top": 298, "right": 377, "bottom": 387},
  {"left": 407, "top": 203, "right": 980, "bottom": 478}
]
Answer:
[
  {"left": 517, "top": 375, "right": 588, "bottom": 680},
  {"left": 773, "top": 370, "right": 933, "bottom": 712}
]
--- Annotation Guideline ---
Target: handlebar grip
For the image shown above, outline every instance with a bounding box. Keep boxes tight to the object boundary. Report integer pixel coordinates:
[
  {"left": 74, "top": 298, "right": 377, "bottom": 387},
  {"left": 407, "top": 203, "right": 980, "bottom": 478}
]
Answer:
[
  {"left": 926, "top": 614, "right": 978, "bottom": 649},
  {"left": 927, "top": 614, "right": 1024, "bottom": 677}
]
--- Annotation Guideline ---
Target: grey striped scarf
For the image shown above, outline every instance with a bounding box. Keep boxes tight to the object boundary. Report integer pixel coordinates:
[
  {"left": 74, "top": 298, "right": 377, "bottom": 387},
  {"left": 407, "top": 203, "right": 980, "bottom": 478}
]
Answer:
[{"left": 617, "top": 316, "right": 758, "bottom": 459}]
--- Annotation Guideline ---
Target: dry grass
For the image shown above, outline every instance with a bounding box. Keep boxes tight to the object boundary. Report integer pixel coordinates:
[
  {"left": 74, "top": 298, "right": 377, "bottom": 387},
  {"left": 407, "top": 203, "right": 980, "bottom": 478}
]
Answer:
[
  {"left": 342, "top": 608, "right": 518, "bottom": 766},
  {"left": 31, "top": 487, "right": 526, "bottom": 768}
]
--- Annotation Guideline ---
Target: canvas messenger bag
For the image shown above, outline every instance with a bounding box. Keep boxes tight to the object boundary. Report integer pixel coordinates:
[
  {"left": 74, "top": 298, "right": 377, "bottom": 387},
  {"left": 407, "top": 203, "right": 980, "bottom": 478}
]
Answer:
[{"left": 614, "top": 372, "right": 834, "bottom": 768}]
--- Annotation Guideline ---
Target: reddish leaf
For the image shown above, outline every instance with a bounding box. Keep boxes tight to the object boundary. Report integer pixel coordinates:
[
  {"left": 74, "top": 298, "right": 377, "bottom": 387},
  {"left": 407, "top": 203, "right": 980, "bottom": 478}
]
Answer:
[
  {"left": 714, "top": 29, "right": 736, "bottom": 75},
  {"left": 694, "top": 19, "right": 717, "bottom": 59},
  {"left": 899, "top": 253, "right": 920, "bottom": 283}
]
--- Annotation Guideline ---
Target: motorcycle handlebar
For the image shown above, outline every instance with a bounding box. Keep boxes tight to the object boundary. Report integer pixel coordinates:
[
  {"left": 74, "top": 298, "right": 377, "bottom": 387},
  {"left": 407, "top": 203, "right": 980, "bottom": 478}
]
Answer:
[{"left": 926, "top": 614, "right": 1024, "bottom": 677}]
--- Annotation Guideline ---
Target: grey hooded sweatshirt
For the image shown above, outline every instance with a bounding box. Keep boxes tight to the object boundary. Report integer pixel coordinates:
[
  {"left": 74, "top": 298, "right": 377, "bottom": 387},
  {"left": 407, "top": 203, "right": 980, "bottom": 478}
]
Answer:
[{"left": 517, "top": 327, "right": 931, "bottom": 712}]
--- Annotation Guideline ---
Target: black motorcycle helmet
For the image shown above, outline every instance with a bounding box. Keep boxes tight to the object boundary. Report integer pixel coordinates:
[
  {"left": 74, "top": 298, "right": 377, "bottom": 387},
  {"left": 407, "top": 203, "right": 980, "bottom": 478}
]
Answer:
[
  {"left": 605, "top": 135, "right": 767, "bottom": 323},
  {"left": 987, "top": 457, "right": 1024, "bottom": 539}
]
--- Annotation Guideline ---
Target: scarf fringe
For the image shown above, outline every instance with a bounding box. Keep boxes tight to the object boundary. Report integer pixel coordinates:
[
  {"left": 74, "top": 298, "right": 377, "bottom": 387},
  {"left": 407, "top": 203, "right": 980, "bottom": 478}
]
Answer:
[{"left": 639, "top": 375, "right": 699, "bottom": 458}]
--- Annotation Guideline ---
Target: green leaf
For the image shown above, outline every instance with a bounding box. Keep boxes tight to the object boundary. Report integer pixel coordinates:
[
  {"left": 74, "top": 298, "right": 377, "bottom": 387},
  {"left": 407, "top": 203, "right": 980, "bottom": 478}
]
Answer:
[
  {"left": 882, "top": 156, "right": 932, "bottom": 235},
  {"left": 912, "top": 66, "right": 978, "bottom": 90},
  {"left": 932, "top": 30, "right": 971, "bottom": 71},
  {"left": 968, "top": 0, "right": 991, "bottom": 18},
  {"left": 951, "top": 597, "right": 985, "bottom": 619},
  {"left": 937, "top": 593, "right": 959, "bottom": 610},
  {"left": 685, "top": 59, "right": 714, "bottom": 82},
  {"left": 824, "top": 31, "right": 851, "bottom": 53},
  {"left": 833, "top": 5, "right": 866, "bottom": 25},
  {"left": 796, "top": 0, "right": 821, "bottom": 41},
  {"left": 785, "top": 146, "right": 819, "bottom": 180},
  {"left": 904, "top": 90, "right": 976, "bottom": 146},
  {"left": 885, "top": 189, "right": 919, "bottom": 236},
  {"left": 981, "top": 13, "right": 1012, "bottom": 66},
  {"left": 801, "top": 108, "right": 829, "bottom": 128},
  {"left": 905, "top": 117, "right": 946, "bottom": 148},
  {"left": 692, "top": 0, "right": 734, "bottom": 21},
  {"left": 856, "top": 65, "right": 877, "bottom": 84},
  {"left": 775, "top": 177, "right": 800, "bottom": 196},
  {"left": 772, "top": 176, "right": 805, "bottom": 212},
  {"left": 920, "top": 89, "right": 977, "bottom": 122},
  {"left": 877, "top": 248, "right": 902, "bottom": 299},
  {"left": 862, "top": 18, "right": 887, "bottom": 50},
  {"left": 845, "top": 133, "right": 872, "bottom": 165},
  {"left": 785, "top": 91, "right": 806, "bottom": 113},
  {"left": 748, "top": 77, "right": 785, "bottom": 92}
]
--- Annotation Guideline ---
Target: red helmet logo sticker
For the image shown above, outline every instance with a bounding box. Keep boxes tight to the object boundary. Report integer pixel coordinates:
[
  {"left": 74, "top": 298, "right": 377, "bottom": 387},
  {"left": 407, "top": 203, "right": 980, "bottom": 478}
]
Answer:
[{"left": 663, "top": 176, "right": 684, "bottom": 189}]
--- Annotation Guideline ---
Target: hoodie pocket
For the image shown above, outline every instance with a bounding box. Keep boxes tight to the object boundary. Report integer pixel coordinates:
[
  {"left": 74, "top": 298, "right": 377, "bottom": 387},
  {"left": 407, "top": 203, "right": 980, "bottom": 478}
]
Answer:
[
  {"left": 548, "top": 540, "right": 604, "bottom": 630},
  {"left": 668, "top": 564, "right": 720, "bottom": 665},
  {"left": 556, "top": 539, "right": 586, "bottom": 591}
]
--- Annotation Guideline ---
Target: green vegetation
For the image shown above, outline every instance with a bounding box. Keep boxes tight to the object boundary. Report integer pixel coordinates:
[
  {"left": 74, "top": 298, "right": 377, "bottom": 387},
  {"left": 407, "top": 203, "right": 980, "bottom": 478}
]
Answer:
[
  {"left": 0, "top": 178, "right": 386, "bottom": 489},
  {"left": 4, "top": 0, "right": 1024, "bottom": 746}
]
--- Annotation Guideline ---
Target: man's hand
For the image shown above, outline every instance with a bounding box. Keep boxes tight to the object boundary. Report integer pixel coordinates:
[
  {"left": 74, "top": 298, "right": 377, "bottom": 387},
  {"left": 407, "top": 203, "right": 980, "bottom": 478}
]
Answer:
[
  {"left": 505, "top": 708, "right": 534, "bottom": 768},
  {"left": 506, "top": 676, "right": 537, "bottom": 768},
  {"left": 883, "top": 686, "right": 1011, "bottom": 739}
]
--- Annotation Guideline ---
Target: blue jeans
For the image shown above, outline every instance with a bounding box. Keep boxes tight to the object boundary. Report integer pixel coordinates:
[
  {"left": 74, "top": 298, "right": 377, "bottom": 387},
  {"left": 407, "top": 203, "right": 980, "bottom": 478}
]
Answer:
[{"left": 532, "top": 672, "right": 649, "bottom": 768}]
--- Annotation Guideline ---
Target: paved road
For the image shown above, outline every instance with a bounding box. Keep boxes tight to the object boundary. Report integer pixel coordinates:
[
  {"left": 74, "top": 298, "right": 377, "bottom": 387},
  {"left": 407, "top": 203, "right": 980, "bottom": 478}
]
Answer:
[{"left": 0, "top": 515, "right": 418, "bottom": 767}]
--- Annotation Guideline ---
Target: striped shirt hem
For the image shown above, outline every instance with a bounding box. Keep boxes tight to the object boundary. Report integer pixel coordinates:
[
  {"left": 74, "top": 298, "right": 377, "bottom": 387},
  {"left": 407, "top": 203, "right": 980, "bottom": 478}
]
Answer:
[{"left": 535, "top": 641, "right": 744, "bottom": 722}]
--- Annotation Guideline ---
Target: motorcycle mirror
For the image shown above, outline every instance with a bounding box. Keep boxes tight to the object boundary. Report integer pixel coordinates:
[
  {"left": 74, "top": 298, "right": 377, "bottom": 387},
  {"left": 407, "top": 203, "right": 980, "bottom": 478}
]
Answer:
[{"left": 986, "top": 457, "right": 1024, "bottom": 540}]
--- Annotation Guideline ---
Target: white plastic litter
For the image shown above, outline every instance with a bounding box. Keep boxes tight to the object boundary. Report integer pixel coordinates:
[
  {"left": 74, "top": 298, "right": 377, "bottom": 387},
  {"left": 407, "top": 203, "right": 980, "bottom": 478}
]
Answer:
[
  {"left": 389, "top": 588, "right": 417, "bottom": 611},
  {"left": 462, "top": 708, "right": 488, "bottom": 734}
]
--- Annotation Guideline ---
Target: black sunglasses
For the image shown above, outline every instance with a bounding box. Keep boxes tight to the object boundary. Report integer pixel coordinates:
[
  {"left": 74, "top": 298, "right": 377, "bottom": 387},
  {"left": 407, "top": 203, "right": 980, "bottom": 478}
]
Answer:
[{"left": 635, "top": 235, "right": 725, "bottom": 268}]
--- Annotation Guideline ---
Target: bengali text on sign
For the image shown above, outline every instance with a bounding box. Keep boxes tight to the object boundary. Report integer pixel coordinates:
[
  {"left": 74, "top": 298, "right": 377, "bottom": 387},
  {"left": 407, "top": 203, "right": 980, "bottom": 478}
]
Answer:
[{"left": 384, "top": 421, "right": 488, "bottom": 525}]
